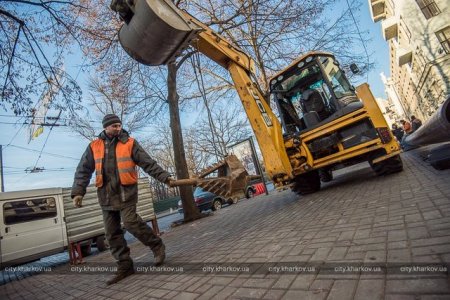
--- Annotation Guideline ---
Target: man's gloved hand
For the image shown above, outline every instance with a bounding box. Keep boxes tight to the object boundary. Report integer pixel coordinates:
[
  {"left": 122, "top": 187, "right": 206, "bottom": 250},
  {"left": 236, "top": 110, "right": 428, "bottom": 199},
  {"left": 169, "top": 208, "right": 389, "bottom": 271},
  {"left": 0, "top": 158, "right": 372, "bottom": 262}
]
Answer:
[
  {"left": 73, "top": 195, "right": 83, "bottom": 208},
  {"left": 164, "top": 177, "right": 174, "bottom": 187}
]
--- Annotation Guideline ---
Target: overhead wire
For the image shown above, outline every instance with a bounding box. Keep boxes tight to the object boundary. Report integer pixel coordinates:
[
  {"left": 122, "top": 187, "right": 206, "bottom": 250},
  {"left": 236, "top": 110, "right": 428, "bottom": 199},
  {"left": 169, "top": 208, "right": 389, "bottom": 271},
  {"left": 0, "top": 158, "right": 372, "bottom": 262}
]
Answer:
[
  {"left": 2, "top": 6, "right": 89, "bottom": 189},
  {"left": 32, "top": 111, "right": 62, "bottom": 169},
  {"left": 345, "top": 0, "right": 370, "bottom": 82},
  {"left": 191, "top": 43, "right": 221, "bottom": 160},
  {"left": 6, "top": 145, "right": 79, "bottom": 161},
  {"left": 12, "top": 112, "right": 62, "bottom": 185}
]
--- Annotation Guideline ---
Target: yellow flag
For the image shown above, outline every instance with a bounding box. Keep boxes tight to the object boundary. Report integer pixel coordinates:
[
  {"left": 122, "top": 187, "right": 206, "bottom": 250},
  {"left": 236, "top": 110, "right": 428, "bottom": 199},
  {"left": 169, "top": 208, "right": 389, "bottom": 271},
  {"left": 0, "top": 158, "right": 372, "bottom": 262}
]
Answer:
[{"left": 32, "top": 126, "right": 44, "bottom": 139}]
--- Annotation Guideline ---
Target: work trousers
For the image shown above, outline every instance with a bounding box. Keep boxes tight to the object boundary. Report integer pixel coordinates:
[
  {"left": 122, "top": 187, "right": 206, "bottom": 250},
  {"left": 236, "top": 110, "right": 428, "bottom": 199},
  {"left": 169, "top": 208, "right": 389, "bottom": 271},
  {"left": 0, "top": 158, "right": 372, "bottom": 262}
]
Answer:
[{"left": 102, "top": 205, "right": 162, "bottom": 271}]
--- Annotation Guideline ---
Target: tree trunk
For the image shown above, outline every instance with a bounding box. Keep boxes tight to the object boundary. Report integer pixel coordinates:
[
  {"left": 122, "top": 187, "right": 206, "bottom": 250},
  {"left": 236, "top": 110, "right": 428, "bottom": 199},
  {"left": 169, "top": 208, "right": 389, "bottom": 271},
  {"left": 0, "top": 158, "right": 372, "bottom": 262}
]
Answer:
[{"left": 167, "top": 62, "right": 202, "bottom": 222}]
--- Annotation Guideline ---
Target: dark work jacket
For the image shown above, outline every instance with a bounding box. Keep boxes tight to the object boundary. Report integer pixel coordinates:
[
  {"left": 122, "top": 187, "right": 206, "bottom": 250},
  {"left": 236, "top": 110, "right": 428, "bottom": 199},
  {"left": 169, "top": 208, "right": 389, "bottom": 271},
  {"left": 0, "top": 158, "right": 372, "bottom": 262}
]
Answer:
[
  {"left": 411, "top": 119, "right": 422, "bottom": 132},
  {"left": 392, "top": 128, "right": 404, "bottom": 142},
  {"left": 71, "top": 130, "right": 170, "bottom": 210}
]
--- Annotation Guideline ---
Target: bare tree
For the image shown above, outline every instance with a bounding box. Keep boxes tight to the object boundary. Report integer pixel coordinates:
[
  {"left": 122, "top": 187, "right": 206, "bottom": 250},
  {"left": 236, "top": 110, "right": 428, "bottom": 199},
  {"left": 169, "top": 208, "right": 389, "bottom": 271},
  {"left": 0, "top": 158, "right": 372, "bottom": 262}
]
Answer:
[
  {"left": 140, "top": 120, "right": 179, "bottom": 201},
  {"left": 182, "top": 0, "right": 372, "bottom": 99},
  {"left": 0, "top": 1, "right": 88, "bottom": 116},
  {"left": 195, "top": 103, "right": 252, "bottom": 158},
  {"left": 184, "top": 128, "right": 215, "bottom": 175},
  {"left": 68, "top": 73, "right": 168, "bottom": 140}
]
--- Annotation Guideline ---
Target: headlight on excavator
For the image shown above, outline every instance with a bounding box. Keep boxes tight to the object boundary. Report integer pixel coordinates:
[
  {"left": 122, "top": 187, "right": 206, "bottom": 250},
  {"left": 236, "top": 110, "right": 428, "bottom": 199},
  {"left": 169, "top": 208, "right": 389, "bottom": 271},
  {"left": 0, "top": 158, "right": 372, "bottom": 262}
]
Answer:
[{"left": 376, "top": 127, "right": 392, "bottom": 144}]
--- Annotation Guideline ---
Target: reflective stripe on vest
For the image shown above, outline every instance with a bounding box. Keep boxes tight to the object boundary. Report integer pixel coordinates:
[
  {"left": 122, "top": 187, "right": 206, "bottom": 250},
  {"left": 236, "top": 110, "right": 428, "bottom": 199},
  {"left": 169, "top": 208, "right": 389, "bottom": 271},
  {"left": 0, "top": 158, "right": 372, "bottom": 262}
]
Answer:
[{"left": 90, "top": 137, "right": 137, "bottom": 187}]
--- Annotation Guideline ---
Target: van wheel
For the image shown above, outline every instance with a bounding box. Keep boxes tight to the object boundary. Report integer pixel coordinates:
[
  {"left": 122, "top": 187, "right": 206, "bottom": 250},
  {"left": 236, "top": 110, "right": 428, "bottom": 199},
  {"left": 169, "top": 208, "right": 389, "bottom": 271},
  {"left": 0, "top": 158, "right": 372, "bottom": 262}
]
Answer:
[
  {"left": 96, "top": 235, "right": 108, "bottom": 252},
  {"left": 80, "top": 244, "right": 92, "bottom": 257},
  {"left": 292, "top": 170, "right": 321, "bottom": 195},
  {"left": 212, "top": 200, "right": 222, "bottom": 211},
  {"left": 370, "top": 155, "right": 403, "bottom": 176}
]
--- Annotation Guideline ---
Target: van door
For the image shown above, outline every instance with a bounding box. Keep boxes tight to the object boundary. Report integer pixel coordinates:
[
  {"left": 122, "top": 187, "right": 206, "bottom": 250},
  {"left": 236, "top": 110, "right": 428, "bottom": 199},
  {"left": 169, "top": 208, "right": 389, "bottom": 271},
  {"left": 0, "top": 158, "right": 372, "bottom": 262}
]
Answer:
[{"left": 0, "top": 195, "right": 65, "bottom": 266}]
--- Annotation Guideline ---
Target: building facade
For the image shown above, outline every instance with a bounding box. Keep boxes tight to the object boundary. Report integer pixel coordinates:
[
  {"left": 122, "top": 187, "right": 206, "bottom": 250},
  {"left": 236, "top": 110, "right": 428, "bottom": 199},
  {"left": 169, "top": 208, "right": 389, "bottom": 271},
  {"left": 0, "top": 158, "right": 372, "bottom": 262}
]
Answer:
[
  {"left": 375, "top": 95, "right": 404, "bottom": 128},
  {"left": 369, "top": 0, "right": 450, "bottom": 122}
]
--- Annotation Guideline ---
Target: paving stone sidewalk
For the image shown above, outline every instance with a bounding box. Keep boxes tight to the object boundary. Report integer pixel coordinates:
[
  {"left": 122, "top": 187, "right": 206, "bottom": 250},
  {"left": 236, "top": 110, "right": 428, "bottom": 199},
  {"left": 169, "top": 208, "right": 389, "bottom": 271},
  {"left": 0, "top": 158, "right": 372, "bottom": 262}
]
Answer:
[{"left": 1, "top": 150, "right": 449, "bottom": 299}]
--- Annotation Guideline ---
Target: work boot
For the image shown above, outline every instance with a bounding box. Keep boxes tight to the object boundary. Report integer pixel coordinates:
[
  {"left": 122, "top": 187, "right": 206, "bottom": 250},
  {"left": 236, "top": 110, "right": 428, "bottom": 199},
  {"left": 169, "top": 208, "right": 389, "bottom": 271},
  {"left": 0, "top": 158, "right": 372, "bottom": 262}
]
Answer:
[
  {"left": 106, "top": 268, "right": 134, "bottom": 285},
  {"left": 152, "top": 243, "right": 166, "bottom": 266}
]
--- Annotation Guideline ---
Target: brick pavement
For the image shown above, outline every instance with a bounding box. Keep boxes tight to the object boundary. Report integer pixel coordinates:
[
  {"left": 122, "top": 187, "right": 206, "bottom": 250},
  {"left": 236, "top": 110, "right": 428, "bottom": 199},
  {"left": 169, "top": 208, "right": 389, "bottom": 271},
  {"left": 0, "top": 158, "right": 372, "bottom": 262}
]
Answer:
[{"left": 1, "top": 150, "right": 449, "bottom": 299}]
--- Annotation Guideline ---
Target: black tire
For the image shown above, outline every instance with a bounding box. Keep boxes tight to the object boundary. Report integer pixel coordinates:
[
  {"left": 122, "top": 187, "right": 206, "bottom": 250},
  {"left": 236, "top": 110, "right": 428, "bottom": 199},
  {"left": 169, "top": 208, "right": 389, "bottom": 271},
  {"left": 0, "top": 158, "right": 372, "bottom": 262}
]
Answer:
[
  {"left": 211, "top": 199, "right": 222, "bottom": 211},
  {"left": 319, "top": 169, "right": 333, "bottom": 182},
  {"left": 370, "top": 155, "right": 403, "bottom": 176},
  {"left": 292, "top": 170, "right": 321, "bottom": 195},
  {"left": 80, "top": 244, "right": 92, "bottom": 257},
  {"left": 227, "top": 197, "right": 239, "bottom": 204},
  {"left": 246, "top": 188, "right": 255, "bottom": 198},
  {"left": 96, "top": 235, "right": 108, "bottom": 252}
]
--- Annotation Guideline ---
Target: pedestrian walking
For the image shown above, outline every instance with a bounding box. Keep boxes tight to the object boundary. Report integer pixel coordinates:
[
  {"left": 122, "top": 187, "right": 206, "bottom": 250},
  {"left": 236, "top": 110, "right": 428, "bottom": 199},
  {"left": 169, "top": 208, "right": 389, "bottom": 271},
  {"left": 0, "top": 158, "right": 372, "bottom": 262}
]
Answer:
[
  {"left": 400, "top": 119, "right": 412, "bottom": 134},
  {"left": 71, "top": 114, "right": 173, "bottom": 285},
  {"left": 391, "top": 123, "right": 404, "bottom": 141},
  {"left": 410, "top": 115, "right": 422, "bottom": 132}
]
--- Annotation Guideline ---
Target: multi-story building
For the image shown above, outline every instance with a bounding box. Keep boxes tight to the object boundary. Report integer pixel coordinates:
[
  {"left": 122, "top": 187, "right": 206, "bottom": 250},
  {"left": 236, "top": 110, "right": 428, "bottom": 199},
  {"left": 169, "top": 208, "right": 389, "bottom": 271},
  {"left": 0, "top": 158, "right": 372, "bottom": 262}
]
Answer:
[
  {"left": 369, "top": 0, "right": 450, "bottom": 122},
  {"left": 375, "top": 94, "right": 404, "bottom": 127},
  {"left": 380, "top": 72, "right": 408, "bottom": 121}
]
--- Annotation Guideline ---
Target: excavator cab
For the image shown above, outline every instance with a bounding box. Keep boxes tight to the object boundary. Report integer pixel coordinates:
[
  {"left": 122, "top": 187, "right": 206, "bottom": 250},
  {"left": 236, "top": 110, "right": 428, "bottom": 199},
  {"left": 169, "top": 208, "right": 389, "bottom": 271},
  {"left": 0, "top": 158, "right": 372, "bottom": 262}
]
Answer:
[{"left": 270, "top": 53, "right": 362, "bottom": 134}]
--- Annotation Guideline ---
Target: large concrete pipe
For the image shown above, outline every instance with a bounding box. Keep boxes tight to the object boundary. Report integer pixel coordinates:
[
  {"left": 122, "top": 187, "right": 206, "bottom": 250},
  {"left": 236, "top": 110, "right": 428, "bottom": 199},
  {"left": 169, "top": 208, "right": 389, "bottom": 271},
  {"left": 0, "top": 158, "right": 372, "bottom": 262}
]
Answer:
[{"left": 404, "top": 96, "right": 450, "bottom": 147}]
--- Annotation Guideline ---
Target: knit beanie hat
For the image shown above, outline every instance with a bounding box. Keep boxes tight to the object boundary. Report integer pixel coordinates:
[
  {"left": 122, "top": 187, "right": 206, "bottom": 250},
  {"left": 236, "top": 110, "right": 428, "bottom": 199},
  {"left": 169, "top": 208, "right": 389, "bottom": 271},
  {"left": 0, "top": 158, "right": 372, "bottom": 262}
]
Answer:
[{"left": 102, "top": 114, "right": 122, "bottom": 128}]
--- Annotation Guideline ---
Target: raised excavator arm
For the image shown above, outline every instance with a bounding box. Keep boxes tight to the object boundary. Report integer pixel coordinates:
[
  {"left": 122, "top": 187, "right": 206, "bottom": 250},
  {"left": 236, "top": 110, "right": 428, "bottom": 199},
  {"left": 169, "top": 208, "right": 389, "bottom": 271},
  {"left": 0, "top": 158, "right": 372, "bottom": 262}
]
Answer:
[
  {"left": 179, "top": 13, "right": 293, "bottom": 182},
  {"left": 111, "top": 0, "right": 293, "bottom": 196},
  {"left": 111, "top": 0, "right": 404, "bottom": 198}
]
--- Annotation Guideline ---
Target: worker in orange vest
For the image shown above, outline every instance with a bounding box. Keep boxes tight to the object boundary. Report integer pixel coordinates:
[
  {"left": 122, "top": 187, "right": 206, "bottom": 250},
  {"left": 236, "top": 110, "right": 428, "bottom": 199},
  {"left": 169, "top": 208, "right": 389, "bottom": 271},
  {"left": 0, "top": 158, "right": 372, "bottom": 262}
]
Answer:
[{"left": 72, "top": 114, "right": 172, "bottom": 285}]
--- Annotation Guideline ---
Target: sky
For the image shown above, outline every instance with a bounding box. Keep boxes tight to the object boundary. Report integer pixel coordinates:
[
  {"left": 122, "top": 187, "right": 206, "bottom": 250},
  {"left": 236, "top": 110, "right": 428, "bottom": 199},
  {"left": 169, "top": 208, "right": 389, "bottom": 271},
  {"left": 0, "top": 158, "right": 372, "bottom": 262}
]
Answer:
[{"left": 0, "top": 0, "right": 391, "bottom": 192}]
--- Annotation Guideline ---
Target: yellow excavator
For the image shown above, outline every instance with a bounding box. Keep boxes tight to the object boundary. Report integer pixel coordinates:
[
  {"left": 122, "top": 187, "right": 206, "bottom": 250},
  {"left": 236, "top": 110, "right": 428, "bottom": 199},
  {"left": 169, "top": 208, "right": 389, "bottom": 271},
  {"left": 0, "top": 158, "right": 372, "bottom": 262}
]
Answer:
[{"left": 110, "top": 0, "right": 403, "bottom": 197}]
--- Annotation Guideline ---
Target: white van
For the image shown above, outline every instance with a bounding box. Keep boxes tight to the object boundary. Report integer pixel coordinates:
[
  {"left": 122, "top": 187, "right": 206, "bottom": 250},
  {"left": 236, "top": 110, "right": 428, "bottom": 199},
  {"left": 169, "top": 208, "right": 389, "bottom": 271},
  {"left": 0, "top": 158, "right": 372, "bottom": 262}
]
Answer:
[{"left": 0, "top": 179, "right": 157, "bottom": 268}]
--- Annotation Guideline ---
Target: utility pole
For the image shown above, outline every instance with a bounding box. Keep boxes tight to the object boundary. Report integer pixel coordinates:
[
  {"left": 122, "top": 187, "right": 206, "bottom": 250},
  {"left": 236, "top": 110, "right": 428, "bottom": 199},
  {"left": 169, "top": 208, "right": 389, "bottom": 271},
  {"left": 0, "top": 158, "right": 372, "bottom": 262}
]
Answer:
[{"left": 0, "top": 145, "right": 4, "bottom": 192}]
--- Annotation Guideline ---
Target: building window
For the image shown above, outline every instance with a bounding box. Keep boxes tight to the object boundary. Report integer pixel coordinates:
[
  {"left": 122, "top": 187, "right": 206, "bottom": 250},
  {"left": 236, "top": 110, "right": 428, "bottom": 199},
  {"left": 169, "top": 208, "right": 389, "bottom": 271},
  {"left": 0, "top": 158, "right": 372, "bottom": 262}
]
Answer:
[
  {"left": 415, "top": 0, "right": 441, "bottom": 19},
  {"left": 436, "top": 27, "right": 450, "bottom": 54},
  {"left": 3, "top": 197, "right": 57, "bottom": 225}
]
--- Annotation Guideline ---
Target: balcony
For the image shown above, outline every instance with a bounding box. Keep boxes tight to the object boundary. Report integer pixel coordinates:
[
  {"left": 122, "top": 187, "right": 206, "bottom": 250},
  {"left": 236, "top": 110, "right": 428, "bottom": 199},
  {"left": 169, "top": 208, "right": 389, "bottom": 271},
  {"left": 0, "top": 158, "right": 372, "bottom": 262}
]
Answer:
[
  {"left": 369, "top": 0, "right": 386, "bottom": 22},
  {"left": 397, "top": 48, "right": 413, "bottom": 66},
  {"left": 381, "top": 16, "right": 398, "bottom": 40}
]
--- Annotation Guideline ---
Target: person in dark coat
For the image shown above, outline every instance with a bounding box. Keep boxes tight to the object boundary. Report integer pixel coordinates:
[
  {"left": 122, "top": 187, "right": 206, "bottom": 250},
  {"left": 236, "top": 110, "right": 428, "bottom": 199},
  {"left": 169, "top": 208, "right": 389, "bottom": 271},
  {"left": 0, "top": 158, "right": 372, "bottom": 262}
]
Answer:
[
  {"left": 400, "top": 119, "right": 412, "bottom": 134},
  {"left": 71, "top": 114, "right": 173, "bottom": 285},
  {"left": 391, "top": 123, "right": 404, "bottom": 142},
  {"left": 410, "top": 115, "right": 422, "bottom": 132}
]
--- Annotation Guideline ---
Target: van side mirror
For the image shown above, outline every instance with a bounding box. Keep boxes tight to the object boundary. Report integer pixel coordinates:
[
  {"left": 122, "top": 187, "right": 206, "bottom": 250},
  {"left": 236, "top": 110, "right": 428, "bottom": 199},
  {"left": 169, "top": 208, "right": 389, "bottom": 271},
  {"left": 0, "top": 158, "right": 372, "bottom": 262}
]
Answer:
[{"left": 350, "top": 63, "right": 360, "bottom": 74}]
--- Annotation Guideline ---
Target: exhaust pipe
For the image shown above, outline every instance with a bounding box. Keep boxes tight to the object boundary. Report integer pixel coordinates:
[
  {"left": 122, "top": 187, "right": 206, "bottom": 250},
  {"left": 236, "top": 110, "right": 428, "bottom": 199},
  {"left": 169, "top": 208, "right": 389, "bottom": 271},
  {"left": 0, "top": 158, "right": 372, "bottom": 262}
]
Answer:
[{"left": 403, "top": 96, "right": 450, "bottom": 147}]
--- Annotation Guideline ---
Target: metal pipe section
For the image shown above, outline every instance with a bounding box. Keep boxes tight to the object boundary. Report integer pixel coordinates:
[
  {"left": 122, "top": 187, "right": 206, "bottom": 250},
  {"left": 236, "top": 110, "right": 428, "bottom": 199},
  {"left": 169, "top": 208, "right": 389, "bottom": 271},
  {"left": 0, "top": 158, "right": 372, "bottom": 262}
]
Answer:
[
  {"left": 404, "top": 96, "right": 450, "bottom": 147},
  {"left": 118, "top": 0, "right": 200, "bottom": 66}
]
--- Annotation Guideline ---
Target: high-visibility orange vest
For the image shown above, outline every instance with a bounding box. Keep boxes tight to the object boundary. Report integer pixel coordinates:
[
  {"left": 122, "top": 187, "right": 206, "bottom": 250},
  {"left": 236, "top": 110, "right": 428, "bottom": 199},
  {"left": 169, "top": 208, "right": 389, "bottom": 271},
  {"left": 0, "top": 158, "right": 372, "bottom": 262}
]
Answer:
[{"left": 90, "top": 138, "right": 137, "bottom": 187}]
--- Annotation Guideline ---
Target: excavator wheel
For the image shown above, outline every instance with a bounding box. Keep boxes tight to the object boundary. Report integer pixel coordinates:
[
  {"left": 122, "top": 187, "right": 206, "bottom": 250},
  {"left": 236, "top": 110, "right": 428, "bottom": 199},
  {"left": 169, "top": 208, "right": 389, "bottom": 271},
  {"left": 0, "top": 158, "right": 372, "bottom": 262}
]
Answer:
[
  {"left": 319, "top": 168, "right": 333, "bottom": 182},
  {"left": 291, "top": 170, "right": 321, "bottom": 195},
  {"left": 370, "top": 155, "right": 403, "bottom": 176}
]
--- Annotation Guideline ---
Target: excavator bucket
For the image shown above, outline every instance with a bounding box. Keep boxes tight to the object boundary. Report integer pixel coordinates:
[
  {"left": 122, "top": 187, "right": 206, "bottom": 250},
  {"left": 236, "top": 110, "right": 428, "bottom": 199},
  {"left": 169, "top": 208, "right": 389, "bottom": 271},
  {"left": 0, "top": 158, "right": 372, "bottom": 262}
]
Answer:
[
  {"left": 117, "top": 0, "right": 201, "bottom": 65},
  {"left": 169, "top": 155, "right": 260, "bottom": 201}
]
